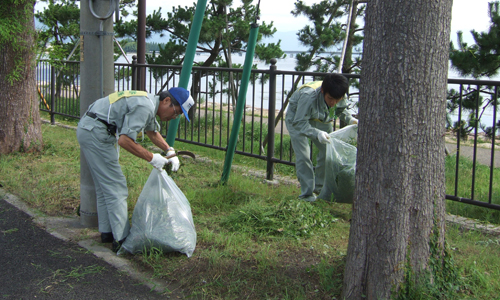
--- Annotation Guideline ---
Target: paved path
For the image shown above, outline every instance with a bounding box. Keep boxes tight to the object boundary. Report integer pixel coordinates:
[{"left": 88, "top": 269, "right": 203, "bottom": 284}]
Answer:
[
  {"left": 0, "top": 194, "right": 173, "bottom": 299},
  {"left": 446, "top": 143, "right": 500, "bottom": 168}
]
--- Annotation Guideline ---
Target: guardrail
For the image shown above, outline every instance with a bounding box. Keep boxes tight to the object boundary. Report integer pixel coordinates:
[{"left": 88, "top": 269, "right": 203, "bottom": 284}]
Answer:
[{"left": 36, "top": 58, "right": 500, "bottom": 210}]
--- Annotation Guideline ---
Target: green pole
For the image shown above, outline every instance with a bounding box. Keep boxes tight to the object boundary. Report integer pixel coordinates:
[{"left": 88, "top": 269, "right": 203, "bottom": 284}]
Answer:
[
  {"left": 166, "top": 0, "right": 208, "bottom": 146},
  {"left": 221, "top": 23, "right": 259, "bottom": 184}
]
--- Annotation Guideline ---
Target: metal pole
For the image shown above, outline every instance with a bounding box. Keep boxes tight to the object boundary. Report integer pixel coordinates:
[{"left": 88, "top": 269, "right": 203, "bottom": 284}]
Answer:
[
  {"left": 50, "top": 66, "right": 55, "bottom": 125},
  {"left": 266, "top": 58, "right": 277, "bottom": 181},
  {"left": 489, "top": 86, "right": 497, "bottom": 203},
  {"left": 79, "top": 0, "right": 115, "bottom": 227},
  {"left": 137, "top": 0, "right": 146, "bottom": 90},
  {"left": 132, "top": 55, "right": 138, "bottom": 90},
  {"left": 221, "top": 23, "right": 259, "bottom": 184},
  {"left": 166, "top": 0, "right": 208, "bottom": 146}
]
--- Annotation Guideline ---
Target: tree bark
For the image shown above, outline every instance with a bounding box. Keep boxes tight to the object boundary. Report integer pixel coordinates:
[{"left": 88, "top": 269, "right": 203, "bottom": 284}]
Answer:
[
  {"left": 342, "top": 0, "right": 452, "bottom": 298},
  {"left": 0, "top": 1, "right": 42, "bottom": 154}
]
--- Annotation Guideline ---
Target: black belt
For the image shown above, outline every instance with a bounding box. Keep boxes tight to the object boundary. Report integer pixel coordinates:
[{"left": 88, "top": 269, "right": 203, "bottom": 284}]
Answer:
[{"left": 86, "top": 111, "right": 117, "bottom": 136}]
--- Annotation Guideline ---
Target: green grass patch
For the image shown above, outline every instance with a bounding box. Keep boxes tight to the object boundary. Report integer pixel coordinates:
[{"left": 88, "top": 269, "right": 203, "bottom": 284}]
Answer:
[
  {"left": 221, "top": 199, "right": 343, "bottom": 238},
  {"left": 445, "top": 155, "right": 500, "bottom": 224}
]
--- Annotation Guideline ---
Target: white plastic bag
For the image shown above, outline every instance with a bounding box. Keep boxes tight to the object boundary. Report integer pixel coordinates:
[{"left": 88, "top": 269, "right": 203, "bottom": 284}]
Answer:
[
  {"left": 318, "top": 125, "right": 358, "bottom": 203},
  {"left": 119, "top": 169, "right": 196, "bottom": 257},
  {"left": 329, "top": 124, "right": 358, "bottom": 143}
]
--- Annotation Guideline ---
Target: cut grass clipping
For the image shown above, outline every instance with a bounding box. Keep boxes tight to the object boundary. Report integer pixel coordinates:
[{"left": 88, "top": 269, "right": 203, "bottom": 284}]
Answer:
[{"left": 222, "top": 199, "right": 339, "bottom": 238}]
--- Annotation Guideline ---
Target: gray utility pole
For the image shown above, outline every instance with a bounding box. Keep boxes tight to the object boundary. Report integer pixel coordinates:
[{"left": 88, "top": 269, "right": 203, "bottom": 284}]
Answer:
[{"left": 79, "top": 0, "right": 116, "bottom": 227}]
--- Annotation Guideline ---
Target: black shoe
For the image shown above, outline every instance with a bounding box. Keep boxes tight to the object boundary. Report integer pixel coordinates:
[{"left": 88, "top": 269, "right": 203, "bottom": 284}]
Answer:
[
  {"left": 112, "top": 238, "right": 126, "bottom": 253},
  {"left": 101, "top": 232, "right": 113, "bottom": 243}
]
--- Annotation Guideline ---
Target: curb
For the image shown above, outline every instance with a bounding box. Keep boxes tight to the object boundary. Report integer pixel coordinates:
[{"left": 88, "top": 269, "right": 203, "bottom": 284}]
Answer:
[{"left": 446, "top": 213, "right": 500, "bottom": 236}]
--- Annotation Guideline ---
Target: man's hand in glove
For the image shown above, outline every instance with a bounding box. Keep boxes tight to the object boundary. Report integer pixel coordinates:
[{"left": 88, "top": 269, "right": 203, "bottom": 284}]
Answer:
[
  {"left": 317, "top": 131, "right": 331, "bottom": 144},
  {"left": 350, "top": 118, "right": 358, "bottom": 125},
  {"left": 166, "top": 149, "right": 180, "bottom": 172},
  {"left": 148, "top": 153, "right": 170, "bottom": 170}
]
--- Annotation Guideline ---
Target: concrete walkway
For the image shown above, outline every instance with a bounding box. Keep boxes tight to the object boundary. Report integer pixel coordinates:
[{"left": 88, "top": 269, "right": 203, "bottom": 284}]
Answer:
[{"left": 446, "top": 142, "right": 500, "bottom": 168}]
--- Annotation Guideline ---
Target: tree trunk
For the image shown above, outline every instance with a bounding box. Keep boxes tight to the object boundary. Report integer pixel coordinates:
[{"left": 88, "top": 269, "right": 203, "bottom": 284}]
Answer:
[
  {"left": 341, "top": 0, "right": 452, "bottom": 298},
  {"left": 0, "top": 1, "right": 42, "bottom": 154}
]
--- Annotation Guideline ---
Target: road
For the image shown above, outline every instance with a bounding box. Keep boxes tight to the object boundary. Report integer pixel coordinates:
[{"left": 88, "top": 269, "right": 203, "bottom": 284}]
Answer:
[{"left": 0, "top": 195, "right": 172, "bottom": 299}]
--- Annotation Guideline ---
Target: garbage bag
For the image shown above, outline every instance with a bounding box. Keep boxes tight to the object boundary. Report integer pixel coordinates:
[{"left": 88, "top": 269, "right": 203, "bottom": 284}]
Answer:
[
  {"left": 119, "top": 169, "right": 196, "bottom": 257},
  {"left": 318, "top": 125, "right": 358, "bottom": 203},
  {"left": 329, "top": 124, "right": 358, "bottom": 143}
]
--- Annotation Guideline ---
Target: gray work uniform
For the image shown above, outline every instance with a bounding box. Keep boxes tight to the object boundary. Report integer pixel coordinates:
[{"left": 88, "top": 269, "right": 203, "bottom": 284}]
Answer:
[
  {"left": 76, "top": 91, "right": 160, "bottom": 241},
  {"left": 284, "top": 81, "right": 354, "bottom": 198}
]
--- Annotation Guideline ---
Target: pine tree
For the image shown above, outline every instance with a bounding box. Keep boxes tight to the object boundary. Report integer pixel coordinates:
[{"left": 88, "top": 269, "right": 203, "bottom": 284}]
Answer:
[
  {"left": 448, "top": 2, "right": 500, "bottom": 138},
  {"left": 114, "top": 0, "right": 285, "bottom": 105},
  {"left": 449, "top": 2, "right": 500, "bottom": 78},
  {"left": 292, "top": 0, "right": 364, "bottom": 73},
  {"left": 342, "top": 0, "right": 453, "bottom": 296}
]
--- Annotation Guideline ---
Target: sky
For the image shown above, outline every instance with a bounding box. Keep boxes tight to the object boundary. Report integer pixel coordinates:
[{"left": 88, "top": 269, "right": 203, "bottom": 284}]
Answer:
[
  {"left": 260, "top": 0, "right": 492, "bottom": 35},
  {"left": 139, "top": 0, "right": 494, "bottom": 35},
  {"left": 35, "top": 0, "right": 494, "bottom": 41}
]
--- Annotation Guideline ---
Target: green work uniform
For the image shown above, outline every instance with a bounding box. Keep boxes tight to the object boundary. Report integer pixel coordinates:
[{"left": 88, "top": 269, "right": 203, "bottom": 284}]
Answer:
[
  {"left": 285, "top": 81, "right": 354, "bottom": 199},
  {"left": 77, "top": 91, "right": 160, "bottom": 241}
]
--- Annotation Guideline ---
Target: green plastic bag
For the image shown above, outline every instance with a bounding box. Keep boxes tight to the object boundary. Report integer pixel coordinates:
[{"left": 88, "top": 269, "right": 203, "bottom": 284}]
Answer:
[{"left": 318, "top": 125, "right": 357, "bottom": 203}]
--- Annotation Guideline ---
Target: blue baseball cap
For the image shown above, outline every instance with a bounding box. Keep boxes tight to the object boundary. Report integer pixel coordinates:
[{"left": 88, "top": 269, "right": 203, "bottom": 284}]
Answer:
[{"left": 169, "top": 87, "right": 194, "bottom": 122}]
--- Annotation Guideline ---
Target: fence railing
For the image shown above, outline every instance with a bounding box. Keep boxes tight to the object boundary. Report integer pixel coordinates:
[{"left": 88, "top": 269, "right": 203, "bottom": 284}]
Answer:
[{"left": 36, "top": 58, "right": 500, "bottom": 210}]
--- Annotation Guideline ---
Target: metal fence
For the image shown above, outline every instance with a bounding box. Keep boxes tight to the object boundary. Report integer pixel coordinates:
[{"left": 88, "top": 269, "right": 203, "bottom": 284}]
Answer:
[{"left": 36, "top": 58, "right": 500, "bottom": 210}]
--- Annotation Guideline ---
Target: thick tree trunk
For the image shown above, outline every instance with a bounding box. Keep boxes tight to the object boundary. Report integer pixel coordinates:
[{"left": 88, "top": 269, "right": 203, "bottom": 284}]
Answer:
[
  {"left": 342, "top": 0, "right": 452, "bottom": 299},
  {"left": 0, "top": 1, "right": 42, "bottom": 154}
]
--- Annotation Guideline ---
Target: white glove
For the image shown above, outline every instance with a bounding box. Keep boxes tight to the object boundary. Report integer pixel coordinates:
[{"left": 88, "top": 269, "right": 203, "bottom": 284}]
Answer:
[
  {"left": 166, "top": 149, "right": 180, "bottom": 172},
  {"left": 317, "top": 131, "right": 331, "bottom": 144},
  {"left": 149, "top": 153, "right": 169, "bottom": 170},
  {"left": 349, "top": 118, "right": 358, "bottom": 125}
]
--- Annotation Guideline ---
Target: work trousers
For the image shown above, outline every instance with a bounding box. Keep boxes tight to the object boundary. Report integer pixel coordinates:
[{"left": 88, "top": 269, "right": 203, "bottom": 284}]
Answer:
[
  {"left": 77, "top": 116, "right": 130, "bottom": 241},
  {"left": 287, "top": 120, "right": 332, "bottom": 198}
]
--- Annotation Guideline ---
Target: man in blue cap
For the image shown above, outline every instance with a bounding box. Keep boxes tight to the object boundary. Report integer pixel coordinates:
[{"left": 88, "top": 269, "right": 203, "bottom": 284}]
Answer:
[{"left": 77, "top": 87, "right": 194, "bottom": 251}]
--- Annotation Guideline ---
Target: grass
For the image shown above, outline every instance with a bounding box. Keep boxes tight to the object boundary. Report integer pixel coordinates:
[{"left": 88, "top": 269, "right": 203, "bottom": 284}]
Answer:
[
  {"left": 1, "top": 123, "right": 500, "bottom": 299},
  {"left": 445, "top": 154, "right": 500, "bottom": 224}
]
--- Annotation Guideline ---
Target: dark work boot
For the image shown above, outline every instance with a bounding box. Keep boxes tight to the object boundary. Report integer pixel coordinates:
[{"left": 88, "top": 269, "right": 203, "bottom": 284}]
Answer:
[{"left": 101, "top": 232, "right": 113, "bottom": 243}]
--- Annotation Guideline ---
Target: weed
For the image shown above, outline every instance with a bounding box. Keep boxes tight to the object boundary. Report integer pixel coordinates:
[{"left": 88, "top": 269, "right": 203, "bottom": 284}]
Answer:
[
  {"left": 395, "top": 223, "right": 465, "bottom": 300},
  {"left": 309, "top": 257, "right": 345, "bottom": 295},
  {"left": 65, "top": 265, "right": 105, "bottom": 280},
  {"left": 37, "top": 264, "right": 105, "bottom": 291},
  {"left": 141, "top": 246, "right": 173, "bottom": 279},
  {"left": 221, "top": 199, "right": 340, "bottom": 238},
  {"left": 2, "top": 228, "right": 19, "bottom": 234}
]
